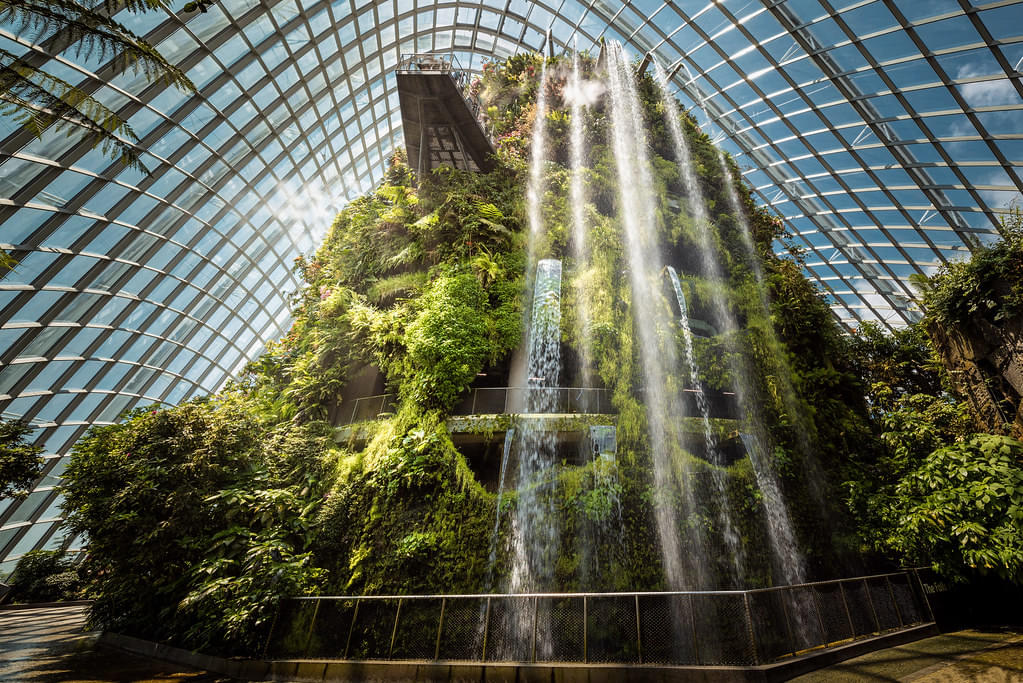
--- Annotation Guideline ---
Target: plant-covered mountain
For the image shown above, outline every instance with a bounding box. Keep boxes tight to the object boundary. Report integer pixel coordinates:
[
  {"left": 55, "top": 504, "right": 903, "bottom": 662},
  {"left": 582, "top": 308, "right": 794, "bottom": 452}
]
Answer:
[{"left": 55, "top": 53, "right": 928, "bottom": 654}]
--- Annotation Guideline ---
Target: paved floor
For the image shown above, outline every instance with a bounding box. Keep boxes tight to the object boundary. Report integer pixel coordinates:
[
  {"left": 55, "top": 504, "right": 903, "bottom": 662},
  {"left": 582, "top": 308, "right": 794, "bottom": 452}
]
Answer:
[
  {"left": 0, "top": 605, "right": 231, "bottom": 682},
  {"left": 790, "top": 628, "right": 1023, "bottom": 682},
  {"left": 2, "top": 604, "right": 1021, "bottom": 681}
]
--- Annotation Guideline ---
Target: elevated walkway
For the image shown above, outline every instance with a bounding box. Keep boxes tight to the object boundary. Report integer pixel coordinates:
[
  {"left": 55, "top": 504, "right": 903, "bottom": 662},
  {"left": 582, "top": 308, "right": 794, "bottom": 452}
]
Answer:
[
  {"left": 264, "top": 571, "right": 937, "bottom": 679},
  {"left": 335, "top": 386, "right": 738, "bottom": 428},
  {"left": 396, "top": 53, "right": 495, "bottom": 176}
]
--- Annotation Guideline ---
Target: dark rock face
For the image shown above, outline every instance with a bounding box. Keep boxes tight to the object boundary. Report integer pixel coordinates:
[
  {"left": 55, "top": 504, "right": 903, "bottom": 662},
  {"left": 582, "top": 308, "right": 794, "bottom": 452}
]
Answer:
[{"left": 929, "top": 315, "right": 1023, "bottom": 439}]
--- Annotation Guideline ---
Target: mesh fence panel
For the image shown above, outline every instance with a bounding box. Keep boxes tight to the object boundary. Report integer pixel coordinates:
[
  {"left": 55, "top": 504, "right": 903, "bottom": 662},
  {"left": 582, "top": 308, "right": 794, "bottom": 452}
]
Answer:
[
  {"left": 747, "top": 590, "right": 793, "bottom": 662},
  {"left": 843, "top": 580, "right": 879, "bottom": 636},
  {"left": 265, "top": 599, "right": 318, "bottom": 658},
  {"left": 473, "top": 389, "right": 508, "bottom": 414},
  {"left": 814, "top": 584, "right": 854, "bottom": 645},
  {"left": 691, "top": 593, "right": 755, "bottom": 666},
  {"left": 346, "top": 599, "right": 400, "bottom": 660},
  {"left": 305, "top": 599, "right": 357, "bottom": 658},
  {"left": 484, "top": 597, "right": 533, "bottom": 662},
  {"left": 867, "top": 578, "right": 901, "bottom": 631},
  {"left": 636, "top": 594, "right": 695, "bottom": 665},
  {"left": 437, "top": 597, "right": 486, "bottom": 661},
  {"left": 452, "top": 394, "right": 475, "bottom": 415},
  {"left": 535, "top": 597, "right": 584, "bottom": 662},
  {"left": 391, "top": 599, "right": 442, "bottom": 660},
  {"left": 267, "top": 575, "right": 930, "bottom": 665},
  {"left": 889, "top": 573, "right": 924, "bottom": 625},
  {"left": 784, "top": 587, "right": 826, "bottom": 652},
  {"left": 586, "top": 595, "right": 639, "bottom": 663}
]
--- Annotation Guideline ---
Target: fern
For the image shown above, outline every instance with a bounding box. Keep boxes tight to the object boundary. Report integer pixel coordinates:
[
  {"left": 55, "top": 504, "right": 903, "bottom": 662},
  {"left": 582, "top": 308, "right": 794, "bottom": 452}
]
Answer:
[
  {"left": 1, "top": 48, "right": 147, "bottom": 171},
  {"left": 0, "top": 0, "right": 193, "bottom": 91},
  {"left": 0, "top": 0, "right": 195, "bottom": 172},
  {"left": 367, "top": 271, "right": 428, "bottom": 304}
]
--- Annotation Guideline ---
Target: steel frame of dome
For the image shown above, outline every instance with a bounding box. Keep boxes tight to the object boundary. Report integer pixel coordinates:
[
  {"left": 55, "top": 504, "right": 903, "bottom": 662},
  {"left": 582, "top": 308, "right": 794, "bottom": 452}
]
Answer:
[{"left": 1, "top": 0, "right": 1021, "bottom": 571}]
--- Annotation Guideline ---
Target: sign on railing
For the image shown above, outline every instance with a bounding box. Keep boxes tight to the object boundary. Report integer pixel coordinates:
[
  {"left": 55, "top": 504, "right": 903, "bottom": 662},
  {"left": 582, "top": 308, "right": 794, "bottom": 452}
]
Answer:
[{"left": 265, "top": 571, "right": 933, "bottom": 665}]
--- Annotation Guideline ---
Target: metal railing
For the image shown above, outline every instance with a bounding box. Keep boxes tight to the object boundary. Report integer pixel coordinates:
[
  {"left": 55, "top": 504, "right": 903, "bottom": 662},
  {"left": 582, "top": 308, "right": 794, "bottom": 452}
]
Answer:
[
  {"left": 337, "top": 386, "right": 740, "bottom": 426},
  {"left": 265, "top": 571, "right": 933, "bottom": 665},
  {"left": 397, "top": 52, "right": 486, "bottom": 127},
  {"left": 337, "top": 387, "right": 614, "bottom": 427}
]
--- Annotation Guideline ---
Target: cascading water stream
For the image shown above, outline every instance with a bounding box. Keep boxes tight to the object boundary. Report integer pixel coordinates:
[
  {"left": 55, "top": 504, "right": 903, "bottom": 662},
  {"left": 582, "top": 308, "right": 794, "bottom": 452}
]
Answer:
[
  {"left": 605, "top": 42, "right": 705, "bottom": 591},
  {"left": 569, "top": 48, "right": 595, "bottom": 390},
  {"left": 492, "top": 259, "right": 563, "bottom": 659},
  {"left": 666, "top": 267, "right": 718, "bottom": 464},
  {"left": 717, "top": 150, "right": 827, "bottom": 507},
  {"left": 653, "top": 61, "right": 807, "bottom": 586},
  {"left": 653, "top": 62, "right": 746, "bottom": 585},
  {"left": 526, "top": 61, "right": 550, "bottom": 255},
  {"left": 484, "top": 428, "right": 516, "bottom": 593},
  {"left": 508, "top": 259, "right": 563, "bottom": 595}
]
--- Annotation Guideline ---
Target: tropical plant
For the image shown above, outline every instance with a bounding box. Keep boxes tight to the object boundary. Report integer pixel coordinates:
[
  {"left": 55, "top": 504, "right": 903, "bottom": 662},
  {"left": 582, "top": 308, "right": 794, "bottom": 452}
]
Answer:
[
  {"left": 0, "top": 417, "right": 42, "bottom": 499},
  {"left": 6, "top": 549, "right": 82, "bottom": 602},
  {"left": 919, "top": 205, "right": 1023, "bottom": 327},
  {"left": 886, "top": 434, "right": 1023, "bottom": 582},
  {"left": 0, "top": 0, "right": 194, "bottom": 171},
  {"left": 846, "top": 321, "right": 945, "bottom": 412}
]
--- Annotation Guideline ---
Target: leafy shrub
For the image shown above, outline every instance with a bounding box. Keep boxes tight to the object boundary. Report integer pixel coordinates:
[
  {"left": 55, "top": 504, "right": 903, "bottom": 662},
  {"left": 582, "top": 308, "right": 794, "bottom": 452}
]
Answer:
[
  {"left": 888, "top": 434, "right": 1023, "bottom": 582},
  {"left": 7, "top": 550, "right": 82, "bottom": 603},
  {"left": 1, "top": 418, "right": 43, "bottom": 499},
  {"left": 921, "top": 206, "right": 1023, "bottom": 327}
]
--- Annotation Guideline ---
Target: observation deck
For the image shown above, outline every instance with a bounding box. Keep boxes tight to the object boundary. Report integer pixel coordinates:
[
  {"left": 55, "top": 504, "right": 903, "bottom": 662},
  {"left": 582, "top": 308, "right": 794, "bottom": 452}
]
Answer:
[
  {"left": 333, "top": 386, "right": 746, "bottom": 483},
  {"left": 395, "top": 53, "right": 495, "bottom": 177}
]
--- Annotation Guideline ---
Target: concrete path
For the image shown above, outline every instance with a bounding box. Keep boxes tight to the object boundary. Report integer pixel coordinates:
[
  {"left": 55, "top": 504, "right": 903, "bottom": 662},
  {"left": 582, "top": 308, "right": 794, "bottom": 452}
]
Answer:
[
  {"left": 2, "top": 604, "right": 1021, "bottom": 681},
  {"left": 0, "top": 604, "right": 230, "bottom": 682},
  {"left": 790, "top": 628, "right": 1023, "bottom": 682}
]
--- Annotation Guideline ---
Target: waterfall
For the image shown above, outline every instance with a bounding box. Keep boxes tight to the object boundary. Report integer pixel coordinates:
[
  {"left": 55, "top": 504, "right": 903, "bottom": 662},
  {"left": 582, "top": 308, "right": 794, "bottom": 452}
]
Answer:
[
  {"left": 739, "top": 433, "right": 806, "bottom": 585},
  {"left": 569, "top": 48, "right": 594, "bottom": 389},
  {"left": 508, "top": 259, "right": 563, "bottom": 596},
  {"left": 654, "top": 61, "right": 807, "bottom": 586},
  {"left": 666, "top": 267, "right": 719, "bottom": 465},
  {"left": 653, "top": 61, "right": 746, "bottom": 587},
  {"left": 485, "top": 427, "right": 516, "bottom": 593},
  {"left": 527, "top": 60, "right": 550, "bottom": 250},
  {"left": 605, "top": 42, "right": 703, "bottom": 590},
  {"left": 584, "top": 425, "right": 623, "bottom": 583},
  {"left": 717, "top": 150, "right": 827, "bottom": 508}
]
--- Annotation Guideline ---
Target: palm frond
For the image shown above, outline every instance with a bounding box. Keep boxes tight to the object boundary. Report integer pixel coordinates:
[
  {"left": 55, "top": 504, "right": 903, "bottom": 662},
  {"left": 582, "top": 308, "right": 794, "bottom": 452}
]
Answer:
[
  {"left": 0, "top": 0, "right": 194, "bottom": 92},
  {"left": 0, "top": 48, "right": 147, "bottom": 172}
]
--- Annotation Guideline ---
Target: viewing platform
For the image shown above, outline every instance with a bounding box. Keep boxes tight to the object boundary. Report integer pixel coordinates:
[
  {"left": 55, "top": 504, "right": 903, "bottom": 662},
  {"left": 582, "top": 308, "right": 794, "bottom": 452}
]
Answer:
[
  {"left": 264, "top": 571, "right": 937, "bottom": 677},
  {"left": 334, "top": 386, "right": 738, "bottom": 428},
  {"left": 396, "top": 52, "right": 495, "bottom": 177}
]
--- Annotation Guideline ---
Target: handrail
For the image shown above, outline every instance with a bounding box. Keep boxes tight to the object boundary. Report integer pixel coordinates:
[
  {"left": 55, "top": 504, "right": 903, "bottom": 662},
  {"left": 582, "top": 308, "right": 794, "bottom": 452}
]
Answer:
[
  {"left": 337, "top": 386, "right": 738, "bottom": 427},
  {"left": 266, "top": 570, "right": 935, "bottom": 665},
  {"left": 289, "top": 570, "right": 921, "bottom": 601},
  {"left": 397, "top": 52, "right": 488, "bottom": 134}
]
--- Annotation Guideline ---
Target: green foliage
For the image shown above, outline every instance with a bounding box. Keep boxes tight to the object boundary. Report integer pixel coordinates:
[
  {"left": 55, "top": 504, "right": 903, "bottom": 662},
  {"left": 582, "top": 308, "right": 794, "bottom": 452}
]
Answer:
[
  {"left": 840, "top": 320, "right": 1023, "bottom": 584},
  {"left": 7, "top": 549, "right": 82, "bottom": 603},
  {"left": 61, "top": 400, "right": 332, "bottom": 651},
  {"left": 314, "top": 413, "right": 493, "bottom": 594},
  {"left": 886, "top": 435, "right": 1023, "bottom": 582},
  {"left": 398, "top": 274, "right": 491, "bottom": 409},
  {"left": 846, "top": 322, "right": 945, "bottom": 413},
  {"left": 0, "top": 418, "right": 43, "bottom": 499},
  {"left": 0, "top": 0, "right": 194, "bottom": 172},
  {"left": 921, "top": 206, "right": 1023, "bottom": 327}
]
